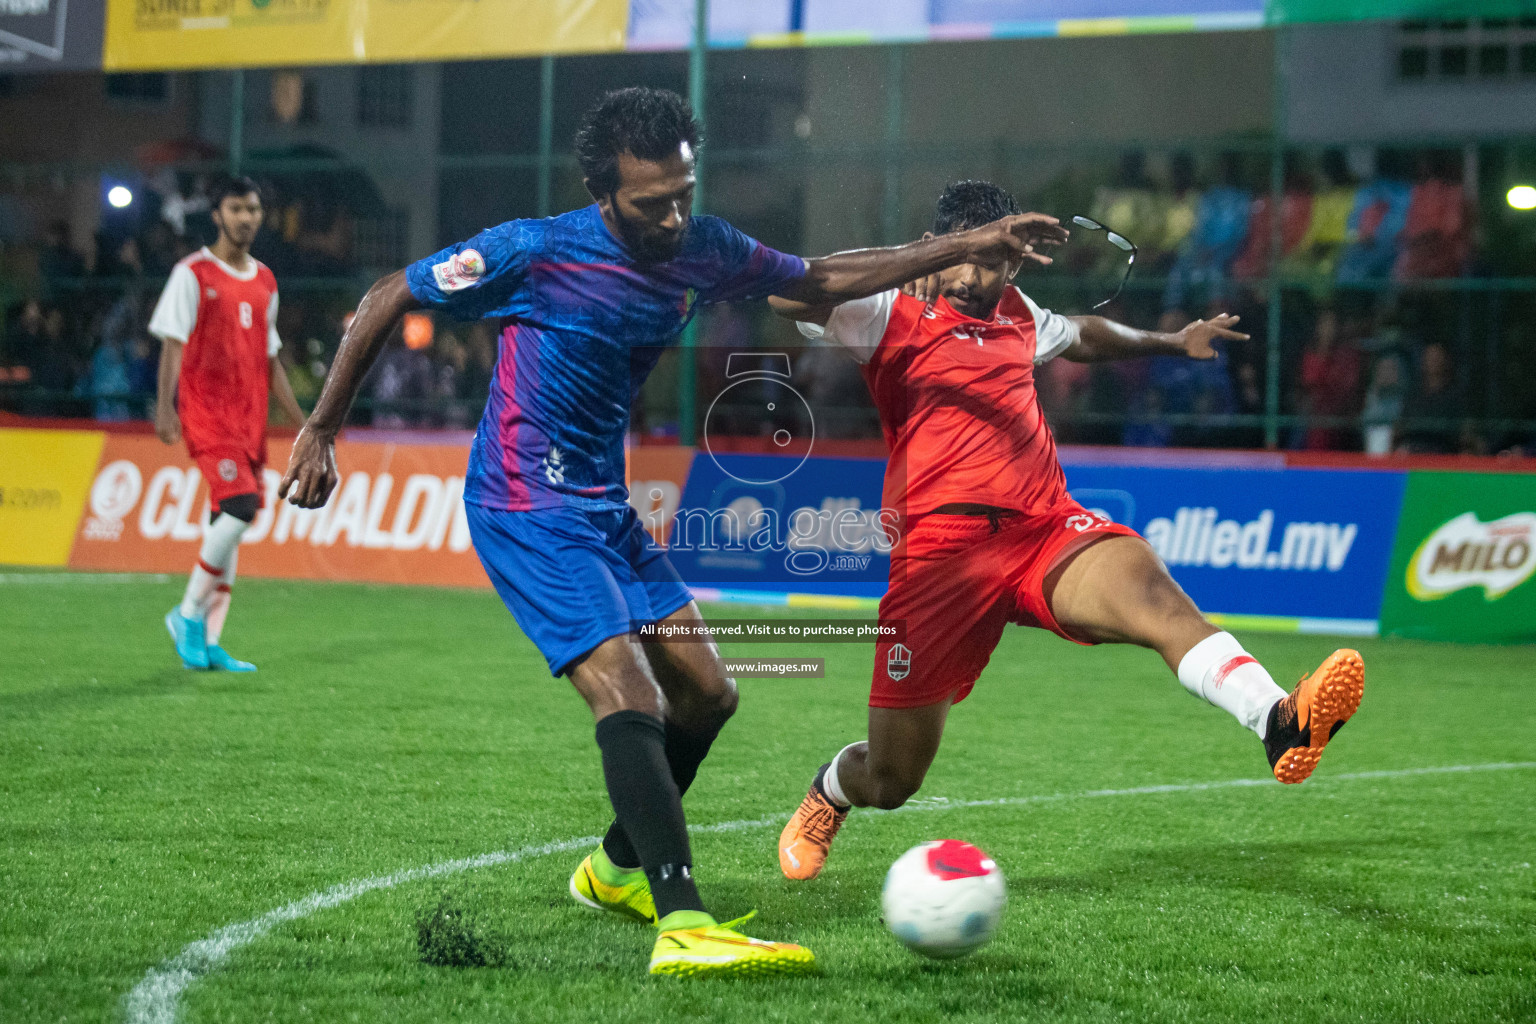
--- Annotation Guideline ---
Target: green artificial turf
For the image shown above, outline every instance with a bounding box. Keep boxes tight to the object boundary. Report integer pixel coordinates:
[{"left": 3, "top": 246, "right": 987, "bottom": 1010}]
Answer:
[{"left": 1, "top": 571, "right": 1532, "bottom": 1023}]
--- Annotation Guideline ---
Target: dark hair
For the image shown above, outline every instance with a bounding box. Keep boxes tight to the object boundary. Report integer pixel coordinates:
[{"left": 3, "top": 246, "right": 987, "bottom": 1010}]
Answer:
[
  {"left": 933, "top": 180, "right": 1020, "bottom": 235},
  {"left": 210, "top": 174, "right": 261, "bottom": 208},
  {"left": 574, "top": 87, "right": 701, "bottom": 198}
]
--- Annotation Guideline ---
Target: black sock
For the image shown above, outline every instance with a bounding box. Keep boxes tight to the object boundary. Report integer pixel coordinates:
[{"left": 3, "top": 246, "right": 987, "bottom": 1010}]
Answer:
[
  {"left": 602, "top": 721, "right": 720, "bottom": 871},
  {"left": 594, "top": 710, "right": 706, "bottom": 916}
]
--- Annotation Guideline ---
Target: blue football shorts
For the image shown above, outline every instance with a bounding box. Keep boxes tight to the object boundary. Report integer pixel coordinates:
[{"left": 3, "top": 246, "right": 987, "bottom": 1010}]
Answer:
[{"left": 465, "top": 502, "right": 694, "bottom": 676}]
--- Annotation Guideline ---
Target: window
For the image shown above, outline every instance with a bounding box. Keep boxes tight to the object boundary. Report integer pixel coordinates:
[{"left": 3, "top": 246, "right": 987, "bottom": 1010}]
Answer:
[
  {"left": 1399, "top": 45, "right": 1430, "bottom": 79},
  {"left": 1479, "top": 44, "right": 1509, "bottom": 76},
  {"left": 105, "top": 73, "right": 171, "bottom": 104},
  {"left": 356, "top": 65, "right": 413, "bottom": 128},
  {"left": 1396, "top": 17, "right": 1536, "bottom": 83}
]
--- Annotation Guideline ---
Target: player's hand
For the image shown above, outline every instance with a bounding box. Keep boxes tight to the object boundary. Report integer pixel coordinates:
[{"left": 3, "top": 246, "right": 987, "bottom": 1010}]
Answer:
[
  {"left": 154, "top": 402, "right": 181, "bottom": 445},
  {"left": 279, "top": 426, "right": 340, "bottom": 509},
  {"left": 963, "top": 214, "right": 1069, "bottom": 269},
  {"left": 901, "top": 272, "right": 942, "bottom": 305},
  {"left": 1176, "top": 313, "right": 1248, "bottom": 360}
]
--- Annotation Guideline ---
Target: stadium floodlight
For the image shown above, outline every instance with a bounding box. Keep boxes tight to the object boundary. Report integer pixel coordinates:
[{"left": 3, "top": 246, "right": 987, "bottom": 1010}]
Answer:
[
  {"left": 1508, "top": 185, "right": 1536, "bottom": 211},
  {"left": 107, "top": 186, "right": 134, "bottom": 209}
]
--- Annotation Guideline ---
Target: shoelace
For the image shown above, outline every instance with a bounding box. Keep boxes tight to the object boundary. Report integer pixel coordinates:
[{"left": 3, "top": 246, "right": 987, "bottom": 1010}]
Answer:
[
  {"left": 801, "top": 801, "right": 845, "bottom": 846},
  {"left": 1274, "top": 691, "right": 1298, "bottom": 731}
]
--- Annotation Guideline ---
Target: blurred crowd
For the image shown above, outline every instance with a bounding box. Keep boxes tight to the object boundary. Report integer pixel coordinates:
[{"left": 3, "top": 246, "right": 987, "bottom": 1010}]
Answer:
[
  {"left": 0, "top": 222, "right": 177, "bottom": 422},
  {"left": 2, "top": 145, "right": 1533, "bottom": 454},
  {"left": 0, "top": 161, "right": 412, "bottom": 425},
  {"left": 1025, "top": 146, "right": 1534, "bottom": 456},
  {"left": 1078, "top": 148, "right": 1476, "bottom": 301}
]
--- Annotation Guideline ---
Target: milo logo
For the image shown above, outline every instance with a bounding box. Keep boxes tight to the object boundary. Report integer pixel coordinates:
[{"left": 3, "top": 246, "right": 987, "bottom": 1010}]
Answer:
[{"left": 1407, "top": 511, "right": 1536, "bottom": 601}]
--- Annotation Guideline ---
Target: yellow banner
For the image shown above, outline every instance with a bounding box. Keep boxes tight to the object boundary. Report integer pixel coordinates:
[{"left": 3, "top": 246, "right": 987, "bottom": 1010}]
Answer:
[
  {"left": 0, "top": 429, "right": 104, "bottom": 567},
  {"left": 104, "top": 0, "right": 627, "bottom": 70}
]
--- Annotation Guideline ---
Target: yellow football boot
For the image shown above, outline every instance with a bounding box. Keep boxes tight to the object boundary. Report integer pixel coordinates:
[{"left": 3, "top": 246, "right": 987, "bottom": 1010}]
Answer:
[
  {"left": 649, "top": 910, "right": 817, "bottom": 978},
  {"left": 569, "top": 846, "right": 657, "bottom": 924}
]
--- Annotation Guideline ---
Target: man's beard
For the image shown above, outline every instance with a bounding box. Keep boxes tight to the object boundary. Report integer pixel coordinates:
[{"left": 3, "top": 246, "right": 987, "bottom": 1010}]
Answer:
[
  {"left": 944, "top": 286, "right": 1001, "bottom": 320},
  {"left": 617, "top": 213, "right": 687, "bottom": 264},
  {"left": 217, "top": 223, "right": 256, "bottom": 247}
]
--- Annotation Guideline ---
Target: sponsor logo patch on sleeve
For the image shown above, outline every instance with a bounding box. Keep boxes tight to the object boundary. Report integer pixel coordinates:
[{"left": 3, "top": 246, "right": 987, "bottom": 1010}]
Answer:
[{"left": 431, "top": 248, "right": 486, "bottom": 293}]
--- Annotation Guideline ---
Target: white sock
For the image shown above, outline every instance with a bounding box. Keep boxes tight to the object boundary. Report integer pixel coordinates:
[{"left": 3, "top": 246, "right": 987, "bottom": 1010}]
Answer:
[
  {"left": 205, "top": 549, "right": 237, "bottom": 646},
  {"left": 820, "top": 743, "right": 860, "bottom": 808},
  {"left": 180, "top": 513, "right": 247, "bottom": 619},
  {"left": 1176, "top": 631, "right": 1288, "bottom": 739}
]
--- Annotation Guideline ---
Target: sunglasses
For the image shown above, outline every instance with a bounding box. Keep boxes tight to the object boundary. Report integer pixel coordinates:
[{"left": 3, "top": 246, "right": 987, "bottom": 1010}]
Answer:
[{"left": 1072, "top": 215, "right": 1138, "bottom": 311}]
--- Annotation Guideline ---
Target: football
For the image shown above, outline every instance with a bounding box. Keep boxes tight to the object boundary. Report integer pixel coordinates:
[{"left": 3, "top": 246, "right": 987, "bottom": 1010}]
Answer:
[{"left": 880, "top": 839, "right": 1007, "bottom": 959}]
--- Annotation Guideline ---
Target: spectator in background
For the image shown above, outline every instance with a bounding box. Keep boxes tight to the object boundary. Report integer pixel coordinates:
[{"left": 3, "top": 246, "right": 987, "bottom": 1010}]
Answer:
[
  {"left": 20, "top": 306, "right": 79, "bottom": 415},
  {"left": 1394, "top": 150, "right": 1472, "bottom": 281},
  {"left": 1336, "top": 149, "right": 1413, "bottom": 283},
  {"left": 1121, "top": 387, "right": 1172, "bottom": 448},
  {"left": 93, "top": 233, "right": 146, "bottom": 309},
  {"left": 1120, "top": 304, "right": 1236, "bottom": 448},
  {"left": 82, "top": 335, "right": 132, "bottom": 422},
  {"left": 1282, "top": 150, "right": 1355, "bottom": 281},
  {"left": 369, "top": 333, "right": 433, "bottom": 429},
  {"left": 152, "top": 169, "right": 211, "bottom": 240},
  {"left": 84, "top": 287, "right": 149, "bottom": 421},
  {"left": 127, "top": 334, "right": 158, "bottom": 413},
  {"left": 1148, "top": 304, "right": 1235, "bottom": 444},
  {"left": 140, "top": 219, "right": 184, "bottom": 278},
  {"left": 1398, "top": 342, "right": 1461, "bottom": 454},
  {"left": 1231, "top": 359, "right": 1266, "bottom": 450},
  {"left": 1298, "top": 307, "right": 1362, "bottom": 450},
  {"left": 1361, "top": 353, "right": 1406, "bottom": 456},
  {"left": 3, "top": 300, "right": 45, "bottom": 386}
]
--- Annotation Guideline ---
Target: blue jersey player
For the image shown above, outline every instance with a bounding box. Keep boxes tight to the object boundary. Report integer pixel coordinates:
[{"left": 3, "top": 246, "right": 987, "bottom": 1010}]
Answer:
[{"left": 281, "top": 87, "right": 1065, "bottom": 977}]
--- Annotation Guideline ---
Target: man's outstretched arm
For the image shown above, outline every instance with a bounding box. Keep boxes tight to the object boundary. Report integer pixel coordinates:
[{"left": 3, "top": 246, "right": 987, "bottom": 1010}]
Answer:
[
  {"left": 778, "top": 214, "right": 1068, "bottom": 306},
  {"left": 1061, "top": 312, "right": 1248, "bottom": 363},
  {"left": 278, "top": 269, "right": 419, "bottom": 508}
]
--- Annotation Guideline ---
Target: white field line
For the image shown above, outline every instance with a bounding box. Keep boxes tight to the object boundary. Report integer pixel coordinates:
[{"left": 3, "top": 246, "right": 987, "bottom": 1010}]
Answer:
[
  {"left": 124, "top": 761, "right": 1536, "bottom": 1024},
  {"left": 0, "top": 572, "right": 172, "bottom": 584}
]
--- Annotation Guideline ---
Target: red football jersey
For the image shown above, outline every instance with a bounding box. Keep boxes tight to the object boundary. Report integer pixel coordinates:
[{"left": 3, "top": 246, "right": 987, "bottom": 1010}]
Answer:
[
  {"left": 149, "top": 248, "right": 281, "bottom": 459},
  {"left": 801, "top": 287, "right": 1078, "bottom": 518}
]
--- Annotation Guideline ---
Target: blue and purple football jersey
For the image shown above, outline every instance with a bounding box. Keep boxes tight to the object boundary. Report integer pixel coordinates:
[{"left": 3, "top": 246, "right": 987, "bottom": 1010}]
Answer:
[{"left": 406, "top": 204, "right": 806, "bottom": 511}]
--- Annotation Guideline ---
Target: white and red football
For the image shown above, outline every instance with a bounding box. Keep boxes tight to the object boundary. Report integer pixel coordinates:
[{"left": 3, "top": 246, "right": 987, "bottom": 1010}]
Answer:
[{"left": 881, "top": 839, "right": 1007, "bottom": 959}]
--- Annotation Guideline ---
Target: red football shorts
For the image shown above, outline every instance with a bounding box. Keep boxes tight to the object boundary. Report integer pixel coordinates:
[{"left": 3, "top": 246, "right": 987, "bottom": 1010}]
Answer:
[
  {"left": 191, "top": 446, "right": 265, "bottom": 513},
  {"left": 870, "top": 502, "right": 1141, "bottom": 709}
]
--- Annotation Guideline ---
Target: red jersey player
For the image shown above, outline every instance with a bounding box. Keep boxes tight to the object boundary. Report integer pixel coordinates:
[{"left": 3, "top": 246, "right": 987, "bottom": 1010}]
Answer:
[
  {"left": 769, "top": 181, "right": 1365, "bottom": 881},
  {"left": 151, "top": 175, "right": 307, "bottom": 672}
]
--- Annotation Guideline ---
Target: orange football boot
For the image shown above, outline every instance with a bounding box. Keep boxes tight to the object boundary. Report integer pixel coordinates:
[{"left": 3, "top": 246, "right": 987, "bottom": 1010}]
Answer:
[
  {"left": 778, "top": 764, "right": 849, "bottom": 880},
  {"left": 1263, "top": 648, "right": 1365, "bottom": 784}
]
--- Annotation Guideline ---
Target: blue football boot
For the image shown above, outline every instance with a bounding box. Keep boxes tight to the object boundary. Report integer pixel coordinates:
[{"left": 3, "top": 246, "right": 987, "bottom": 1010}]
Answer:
[
  {"left": 165, "top": 607, "right": 209, "bottom": 670},
  {"left": 206, "top": 645, "right": 257, "bottom": 672}
]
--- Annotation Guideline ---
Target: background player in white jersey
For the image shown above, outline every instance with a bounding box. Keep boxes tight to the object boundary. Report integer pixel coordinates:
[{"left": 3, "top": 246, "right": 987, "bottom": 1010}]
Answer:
[
  {"left": 770, "top": 181, "right": 1365, "bottom": 881},
  {"left": 151, "top": 175, "right": 308, "bottom": 672}
]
